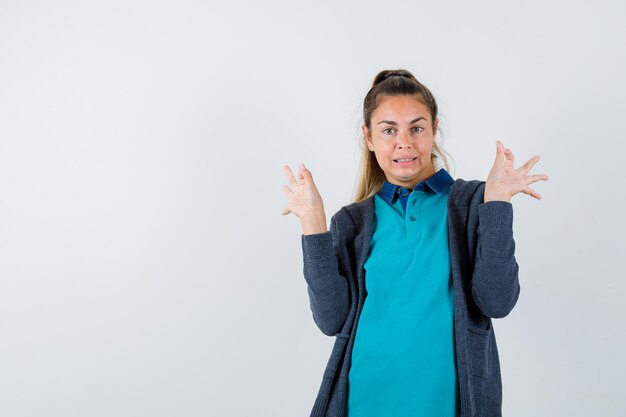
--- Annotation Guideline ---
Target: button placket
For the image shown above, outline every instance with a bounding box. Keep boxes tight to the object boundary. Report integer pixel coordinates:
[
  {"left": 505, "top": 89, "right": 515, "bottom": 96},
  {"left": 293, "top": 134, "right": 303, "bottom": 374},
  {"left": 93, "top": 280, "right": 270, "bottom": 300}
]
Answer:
[{"left": 407, "top": 192, "right": 422, "bottom": 240}]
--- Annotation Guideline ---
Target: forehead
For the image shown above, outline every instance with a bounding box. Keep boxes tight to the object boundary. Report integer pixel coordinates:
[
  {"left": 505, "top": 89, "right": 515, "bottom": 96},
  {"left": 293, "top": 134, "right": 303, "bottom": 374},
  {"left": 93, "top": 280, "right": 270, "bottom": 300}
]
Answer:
[{"left": 372, "top": 95, "right": 430, "bottom": 121}]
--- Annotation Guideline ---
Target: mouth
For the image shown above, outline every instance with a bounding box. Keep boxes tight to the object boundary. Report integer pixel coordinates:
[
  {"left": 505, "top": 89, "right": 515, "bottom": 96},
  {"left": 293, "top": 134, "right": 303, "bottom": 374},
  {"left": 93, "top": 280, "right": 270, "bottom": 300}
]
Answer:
[{"left": 393, "top": 157, "right": 417, "bottom": 166}]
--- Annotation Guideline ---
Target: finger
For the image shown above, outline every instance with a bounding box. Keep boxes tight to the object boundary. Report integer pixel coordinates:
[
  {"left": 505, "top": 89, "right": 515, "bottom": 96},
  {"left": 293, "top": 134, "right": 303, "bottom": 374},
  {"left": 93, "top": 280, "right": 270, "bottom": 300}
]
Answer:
[
  {"left": 525, "top": 174, "right": 549, "bottom": 185},
  {"left": 517, "top": 155, "right": 540, "bottom": 175},
  {"left": 504, "top": 147, "right": 515, "bottom": 169},
  {"left": 523, "top": 186, "right": 542, "bottom": 200},
  {"left": 298, "top": 164, "right": 306, "bottom": 182},
  {"left": 282, "top": 165, "right": 300, "bottom": 190},
  {"left": 492, "top": 140, "right": 505, "bottom": 167},
  {"left": 299, "top": 162, "right": 318, "bottom": 189},
  {"left": 281, "top": 207, "right": 291, "bottom": 215},
  {"left": 281, "top": 184, "right": 293, "bottom": 195},
  {"left": 282, "top": 164, "right": 296, "bottom": 182}
]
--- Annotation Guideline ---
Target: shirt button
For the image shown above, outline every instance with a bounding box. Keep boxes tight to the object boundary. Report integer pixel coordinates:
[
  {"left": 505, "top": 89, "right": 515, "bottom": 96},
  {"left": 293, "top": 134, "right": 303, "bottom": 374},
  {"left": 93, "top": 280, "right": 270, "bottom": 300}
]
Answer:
[{"left": 409, "top": 216, "right": 416, "bottom": 221}]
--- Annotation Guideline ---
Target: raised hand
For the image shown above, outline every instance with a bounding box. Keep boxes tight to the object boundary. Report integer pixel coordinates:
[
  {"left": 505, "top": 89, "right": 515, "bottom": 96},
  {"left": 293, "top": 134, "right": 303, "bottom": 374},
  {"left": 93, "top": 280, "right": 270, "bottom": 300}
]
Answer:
[
  {"left": 281, "top": 163, "right": 328, "bottom": 234},
  {"left": 484, "top": 141, "right": 549, "bottom": 203}
]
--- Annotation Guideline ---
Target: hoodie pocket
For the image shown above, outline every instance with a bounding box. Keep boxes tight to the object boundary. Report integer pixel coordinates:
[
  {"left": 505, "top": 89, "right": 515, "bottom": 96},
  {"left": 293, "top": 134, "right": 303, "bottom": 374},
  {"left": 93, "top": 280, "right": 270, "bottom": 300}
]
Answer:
[{"left": 467, "top": 326, "right": 492, "bottom": 377}]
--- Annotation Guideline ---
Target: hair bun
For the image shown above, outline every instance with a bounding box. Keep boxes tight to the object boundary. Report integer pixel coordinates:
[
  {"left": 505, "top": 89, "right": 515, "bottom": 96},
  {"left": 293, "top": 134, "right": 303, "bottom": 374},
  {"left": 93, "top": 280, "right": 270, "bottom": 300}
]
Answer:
[{"left": 372, "top": 69, "right": 417, "bottom": 87}]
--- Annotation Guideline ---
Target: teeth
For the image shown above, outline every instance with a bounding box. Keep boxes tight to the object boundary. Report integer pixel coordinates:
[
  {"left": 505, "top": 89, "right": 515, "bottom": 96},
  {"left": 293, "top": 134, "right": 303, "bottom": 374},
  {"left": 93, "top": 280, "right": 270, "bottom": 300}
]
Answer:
[{"left": 396, "top": 158, "right": 414, "bottom": 162}]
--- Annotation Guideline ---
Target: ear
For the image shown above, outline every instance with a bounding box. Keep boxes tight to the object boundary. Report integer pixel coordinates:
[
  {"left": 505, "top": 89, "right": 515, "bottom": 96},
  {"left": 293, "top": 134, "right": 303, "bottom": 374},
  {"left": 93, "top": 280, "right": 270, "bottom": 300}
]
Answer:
[
  {"left": 362, "top": 124, "right": 373, "bottom": 150},
  {"left": 433, "top": 117, "right": 439, "bottom": 132}
]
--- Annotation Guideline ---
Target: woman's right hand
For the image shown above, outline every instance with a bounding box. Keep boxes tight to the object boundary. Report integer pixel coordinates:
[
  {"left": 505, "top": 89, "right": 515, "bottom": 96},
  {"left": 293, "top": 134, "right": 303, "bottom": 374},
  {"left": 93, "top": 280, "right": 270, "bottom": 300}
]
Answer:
[{"left": 281, "top": 163, "right": 328, "bottom": 234}]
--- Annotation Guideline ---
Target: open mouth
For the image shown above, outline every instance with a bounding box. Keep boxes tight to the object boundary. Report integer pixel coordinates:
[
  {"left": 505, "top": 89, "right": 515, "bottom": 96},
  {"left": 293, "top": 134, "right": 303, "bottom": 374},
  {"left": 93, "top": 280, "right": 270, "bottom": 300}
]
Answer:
[{"left": 393, "top": 157, "right": 417, "bottom": 165}]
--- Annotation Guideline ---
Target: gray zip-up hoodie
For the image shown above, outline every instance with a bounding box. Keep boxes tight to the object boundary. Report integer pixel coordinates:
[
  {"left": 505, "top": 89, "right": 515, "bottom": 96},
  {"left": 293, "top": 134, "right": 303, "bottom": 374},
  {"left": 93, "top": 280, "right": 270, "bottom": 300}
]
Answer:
[{"left": 300, "top": 179, "right": 521, "bottom": 417}]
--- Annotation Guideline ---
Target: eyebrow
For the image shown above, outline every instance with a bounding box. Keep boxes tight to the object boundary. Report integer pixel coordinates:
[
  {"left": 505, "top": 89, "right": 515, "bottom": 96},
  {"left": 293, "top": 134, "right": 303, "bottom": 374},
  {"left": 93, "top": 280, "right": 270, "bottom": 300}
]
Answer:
[{"left": 377, "top": 117, "right": 428, "bottom": 125}]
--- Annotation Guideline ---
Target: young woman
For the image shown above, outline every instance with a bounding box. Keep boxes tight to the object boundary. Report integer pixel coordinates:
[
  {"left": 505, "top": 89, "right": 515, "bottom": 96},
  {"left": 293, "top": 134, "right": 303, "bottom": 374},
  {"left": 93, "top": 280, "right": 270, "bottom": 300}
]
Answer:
[{"left": 281, "top": 69, "right": 548, "bottom": 417}]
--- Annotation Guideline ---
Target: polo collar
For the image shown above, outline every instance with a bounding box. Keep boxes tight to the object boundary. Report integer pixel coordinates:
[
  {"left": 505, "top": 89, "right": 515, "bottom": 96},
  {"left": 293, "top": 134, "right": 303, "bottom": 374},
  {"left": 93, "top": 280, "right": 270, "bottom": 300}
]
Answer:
[{"left": 378, "top": 167, "right": 454, "bottom": 205}]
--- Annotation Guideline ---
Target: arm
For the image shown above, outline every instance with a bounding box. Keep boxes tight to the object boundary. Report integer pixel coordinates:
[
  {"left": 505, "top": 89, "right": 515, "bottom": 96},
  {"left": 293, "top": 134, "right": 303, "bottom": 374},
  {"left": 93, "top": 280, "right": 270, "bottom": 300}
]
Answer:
[
  {"left": 301, "top": 212, "right": 350, "bottom": 336},
  {"left": 471, "top": 200, "right": 521, "bottom": 318},
  {"left": 470, "top": 140, "right": 548, "bottom": 318}
]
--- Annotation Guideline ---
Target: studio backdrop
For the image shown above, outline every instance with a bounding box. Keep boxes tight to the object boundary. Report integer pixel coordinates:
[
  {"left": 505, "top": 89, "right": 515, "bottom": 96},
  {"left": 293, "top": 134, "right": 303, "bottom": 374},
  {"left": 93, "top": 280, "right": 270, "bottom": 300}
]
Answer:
[{"left": 0, "top": 1, "right": 624, "bottom": 416}]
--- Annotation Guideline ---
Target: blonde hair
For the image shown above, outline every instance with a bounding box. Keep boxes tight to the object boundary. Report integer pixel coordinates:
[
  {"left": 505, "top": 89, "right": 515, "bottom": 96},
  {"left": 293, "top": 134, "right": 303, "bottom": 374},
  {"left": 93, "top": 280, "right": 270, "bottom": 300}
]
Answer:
[{"left": 352, "top": 69, "right": 454, "bottom": 203}]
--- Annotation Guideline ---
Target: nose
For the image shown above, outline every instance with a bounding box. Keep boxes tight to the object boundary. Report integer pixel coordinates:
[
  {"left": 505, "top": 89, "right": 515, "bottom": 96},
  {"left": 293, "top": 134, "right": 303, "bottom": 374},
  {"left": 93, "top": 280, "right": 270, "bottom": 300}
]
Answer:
[{"left": 397, "top": 130, "right": 412, "bottom": 148}]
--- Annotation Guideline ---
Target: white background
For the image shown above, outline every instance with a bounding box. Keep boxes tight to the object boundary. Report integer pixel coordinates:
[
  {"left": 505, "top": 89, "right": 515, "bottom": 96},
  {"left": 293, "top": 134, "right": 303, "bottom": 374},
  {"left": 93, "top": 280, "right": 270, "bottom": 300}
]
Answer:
[{"left": 0, "top": 1, "right": 624, "bottom": 416}]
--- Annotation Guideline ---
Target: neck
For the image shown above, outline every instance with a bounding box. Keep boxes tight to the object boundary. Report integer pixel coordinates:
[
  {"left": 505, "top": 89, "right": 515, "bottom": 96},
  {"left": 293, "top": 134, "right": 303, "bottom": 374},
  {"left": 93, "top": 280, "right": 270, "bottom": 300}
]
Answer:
[{"left": 391, "top": 165, "right": 437, "bottom": 189}]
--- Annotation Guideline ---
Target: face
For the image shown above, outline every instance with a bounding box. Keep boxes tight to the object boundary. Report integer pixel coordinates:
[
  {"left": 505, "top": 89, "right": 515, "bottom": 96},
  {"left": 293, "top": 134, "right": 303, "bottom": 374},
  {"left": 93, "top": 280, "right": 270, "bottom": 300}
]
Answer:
[{"left": 362, "top": 94, "right": 439, "bottom": 189}]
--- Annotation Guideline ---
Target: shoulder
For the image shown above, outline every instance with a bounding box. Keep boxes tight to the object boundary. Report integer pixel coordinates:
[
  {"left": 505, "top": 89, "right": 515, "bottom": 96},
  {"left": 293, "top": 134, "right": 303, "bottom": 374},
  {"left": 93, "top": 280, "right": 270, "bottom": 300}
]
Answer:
[
  {"left": 327, "top": 197, "right": 373, "bottom": 234},
  {"left": 449, "top": 178, "right": 486, "bottom": 208}
]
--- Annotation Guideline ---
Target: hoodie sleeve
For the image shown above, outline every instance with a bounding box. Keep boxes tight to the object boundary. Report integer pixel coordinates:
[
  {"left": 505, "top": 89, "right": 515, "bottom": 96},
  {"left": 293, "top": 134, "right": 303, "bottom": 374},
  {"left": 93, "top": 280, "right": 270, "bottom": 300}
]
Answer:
[
  {"left": 301, "top": 211, "right": 350, "bottom": 336},
  {"left": 471, "top": 197, "right": 521, "bottom": 319}
]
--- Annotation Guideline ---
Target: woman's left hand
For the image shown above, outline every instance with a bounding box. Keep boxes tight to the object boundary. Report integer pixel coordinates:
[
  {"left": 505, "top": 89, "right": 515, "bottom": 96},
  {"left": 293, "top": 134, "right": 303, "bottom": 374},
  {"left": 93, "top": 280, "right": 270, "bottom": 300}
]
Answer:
[{"left": 484, "top": 140, "right": 549, "bottom": 203}]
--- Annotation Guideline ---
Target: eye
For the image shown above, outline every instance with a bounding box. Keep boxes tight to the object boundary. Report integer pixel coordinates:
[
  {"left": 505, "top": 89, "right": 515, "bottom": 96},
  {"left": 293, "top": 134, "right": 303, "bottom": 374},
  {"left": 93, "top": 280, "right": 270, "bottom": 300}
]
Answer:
[
  {"left": 383, "top": 128, "right": 395, "bottom": 134},
  {"left": 412, "top": 126, "right": 424, "bottom": 133}
]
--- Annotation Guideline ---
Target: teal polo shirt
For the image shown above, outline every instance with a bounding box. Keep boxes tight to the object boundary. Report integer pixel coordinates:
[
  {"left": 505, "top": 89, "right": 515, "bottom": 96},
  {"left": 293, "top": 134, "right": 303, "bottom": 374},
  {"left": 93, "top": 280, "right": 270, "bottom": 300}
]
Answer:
[{"left": 346, "top": 168, "right": 460, "bottom": 417}]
